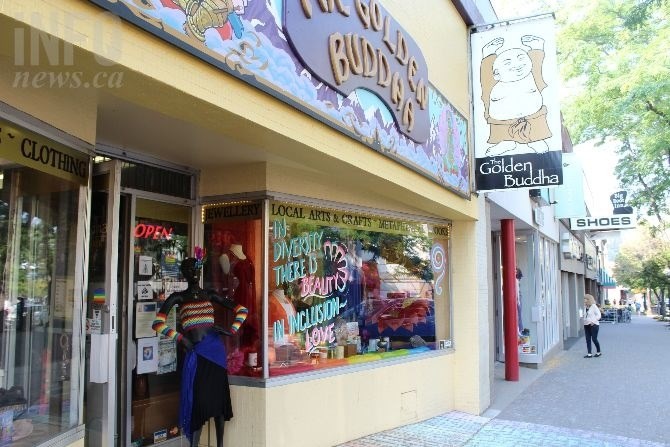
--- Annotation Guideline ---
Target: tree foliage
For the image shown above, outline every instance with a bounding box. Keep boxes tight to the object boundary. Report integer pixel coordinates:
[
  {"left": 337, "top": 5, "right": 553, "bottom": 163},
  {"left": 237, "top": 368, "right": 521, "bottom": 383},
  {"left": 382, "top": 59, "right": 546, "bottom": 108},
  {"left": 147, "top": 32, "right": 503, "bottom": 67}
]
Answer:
[
  {"left": 613, "top": 226, "right": 670, "bottom": 314},
  {"left": 557, "top": 0, "right": 670, "bottom": 226}
]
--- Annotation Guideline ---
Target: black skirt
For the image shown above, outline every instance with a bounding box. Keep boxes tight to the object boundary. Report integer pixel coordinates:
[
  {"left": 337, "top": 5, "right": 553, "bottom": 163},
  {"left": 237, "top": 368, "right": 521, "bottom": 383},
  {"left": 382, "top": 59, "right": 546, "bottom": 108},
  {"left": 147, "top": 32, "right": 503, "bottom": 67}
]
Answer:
[{"left": 190, "top": 355, "right": 233, "bottom": 432}]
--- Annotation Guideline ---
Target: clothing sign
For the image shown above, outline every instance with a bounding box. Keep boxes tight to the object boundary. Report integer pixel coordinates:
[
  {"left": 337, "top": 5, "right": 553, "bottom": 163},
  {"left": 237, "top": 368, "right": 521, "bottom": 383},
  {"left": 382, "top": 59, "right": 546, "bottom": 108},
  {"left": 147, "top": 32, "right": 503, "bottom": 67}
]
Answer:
[
  {"left": 0, "top": 118, "right": 89, "bottom": 185},
  {"left": 569, "top": 215, "right": 636, "bottom": 231},
  {"left": 471, "top": 15, "right": 563, "bottom": 191}
]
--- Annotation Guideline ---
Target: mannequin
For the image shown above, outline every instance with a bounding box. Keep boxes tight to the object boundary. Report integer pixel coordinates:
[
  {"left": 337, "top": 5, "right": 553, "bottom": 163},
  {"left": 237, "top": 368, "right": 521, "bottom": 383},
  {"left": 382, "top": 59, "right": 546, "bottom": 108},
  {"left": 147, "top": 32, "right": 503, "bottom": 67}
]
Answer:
[
  {"left": 220, "top": 244, "right": 255, "bottom": 316},
  {"left": 153, "top": 257, "right": 248, "bottom": 447}
]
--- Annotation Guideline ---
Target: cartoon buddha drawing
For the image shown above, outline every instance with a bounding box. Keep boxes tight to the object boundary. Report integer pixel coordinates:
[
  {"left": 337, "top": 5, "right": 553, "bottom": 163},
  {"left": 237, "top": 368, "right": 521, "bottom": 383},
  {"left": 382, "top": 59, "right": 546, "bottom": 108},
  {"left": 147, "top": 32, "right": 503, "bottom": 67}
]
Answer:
[{"left": 479, "top": 35, "right": 552, "bottom": 156}]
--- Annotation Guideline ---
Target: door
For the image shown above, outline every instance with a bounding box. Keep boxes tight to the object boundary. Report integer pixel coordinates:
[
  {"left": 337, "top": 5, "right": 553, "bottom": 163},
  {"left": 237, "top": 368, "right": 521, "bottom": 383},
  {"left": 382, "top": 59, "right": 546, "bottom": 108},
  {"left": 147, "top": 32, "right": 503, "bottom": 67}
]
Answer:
[
  {"left": 85, "top": 161, "right": 123, "bottom": 447},
  {"left": 128, "top": 197, "right": 192, "bottom": 446},
  {"left": 85, "top": 159, "right": 195, "bottom": 446}
]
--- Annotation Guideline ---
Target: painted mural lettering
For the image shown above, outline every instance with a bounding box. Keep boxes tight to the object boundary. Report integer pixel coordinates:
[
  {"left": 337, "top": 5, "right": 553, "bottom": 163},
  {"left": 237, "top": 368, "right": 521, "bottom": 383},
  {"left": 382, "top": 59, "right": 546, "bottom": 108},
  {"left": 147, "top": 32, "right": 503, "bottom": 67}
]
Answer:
[
  {"left": 286, "top": 0, "right": 430, "bottom": 143},
  {"left": 271, "top": 203, "right": 306, "bottom": 219},
  {"left": 305, "top": 324, "right": 336, "bottom": 352},
  {"left": 203, "top": 202, "right": 261, "bottom": 222},
  {"left": 272, "top": 217, "right": 323, "bottom": 286},
  {"left": 299, "top": 240, "right": 349, "bottom": 297},
  {"left": 340, "top": 213, "right": 372, "bottom": 227},
  {"left": 285, "top": 296, "right": 348, "bottom": 352},
  {"left": 20, "top": 137, "right": 88, "bottom": 180}
]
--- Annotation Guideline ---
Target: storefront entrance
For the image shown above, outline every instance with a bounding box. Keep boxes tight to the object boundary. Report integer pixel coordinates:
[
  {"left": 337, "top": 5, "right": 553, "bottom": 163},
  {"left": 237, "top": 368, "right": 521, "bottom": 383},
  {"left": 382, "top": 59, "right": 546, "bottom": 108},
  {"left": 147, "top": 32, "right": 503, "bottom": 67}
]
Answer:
[{"left": 84, "top": 158, "right": 195, "bottom": 447}]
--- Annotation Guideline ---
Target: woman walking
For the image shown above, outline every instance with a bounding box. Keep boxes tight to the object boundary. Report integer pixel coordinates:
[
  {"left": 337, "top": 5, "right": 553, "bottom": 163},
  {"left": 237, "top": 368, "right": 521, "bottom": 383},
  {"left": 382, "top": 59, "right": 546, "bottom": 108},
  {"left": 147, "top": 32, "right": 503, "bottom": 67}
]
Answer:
[{"left": 583, "top": 294, "right": 602, "bottom": 358}]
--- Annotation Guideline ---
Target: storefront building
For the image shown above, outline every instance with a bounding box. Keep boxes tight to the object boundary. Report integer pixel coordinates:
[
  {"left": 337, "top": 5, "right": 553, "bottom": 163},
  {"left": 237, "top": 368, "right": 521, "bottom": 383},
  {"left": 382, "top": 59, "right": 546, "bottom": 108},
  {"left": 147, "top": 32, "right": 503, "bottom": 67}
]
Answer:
[
  {"left": 487, "top": 188, "right": 562, "bottom": 367},
  {"left": 0, "top": 1, "right": 494, "bottom": 446},
  {"left": 584, "top": 238, "right": 599, "bottom": 299},
  {"left": 559, "top": 222, "right": 586, "bottom": 340}
]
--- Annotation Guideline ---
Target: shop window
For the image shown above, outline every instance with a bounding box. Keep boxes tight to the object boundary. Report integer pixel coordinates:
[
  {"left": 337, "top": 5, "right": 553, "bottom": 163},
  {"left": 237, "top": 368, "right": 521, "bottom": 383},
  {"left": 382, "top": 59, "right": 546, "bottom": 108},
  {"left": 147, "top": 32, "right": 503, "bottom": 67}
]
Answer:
[
  {"left": 202, "top": 203, "right": 262, "bottom": 378},
  {"left": 202, "top": 201, "right": 450, "bottom": 379},
  {"left": 266, "top": 201, "right": 449, "bottom": 377},
  {"left": 0, "top": 166, "right": 83, "bottom": 445},
  {"left": 515, "top": 233, "right": 536, "bottom": 356}
]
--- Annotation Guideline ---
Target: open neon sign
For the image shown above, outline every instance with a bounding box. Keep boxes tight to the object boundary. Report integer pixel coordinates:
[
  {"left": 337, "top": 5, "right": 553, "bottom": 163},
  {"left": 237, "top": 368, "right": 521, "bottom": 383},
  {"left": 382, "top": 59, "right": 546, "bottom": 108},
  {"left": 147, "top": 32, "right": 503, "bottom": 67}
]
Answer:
[{"left": 134, "top": 223, "right": 173, "bottom": 240}]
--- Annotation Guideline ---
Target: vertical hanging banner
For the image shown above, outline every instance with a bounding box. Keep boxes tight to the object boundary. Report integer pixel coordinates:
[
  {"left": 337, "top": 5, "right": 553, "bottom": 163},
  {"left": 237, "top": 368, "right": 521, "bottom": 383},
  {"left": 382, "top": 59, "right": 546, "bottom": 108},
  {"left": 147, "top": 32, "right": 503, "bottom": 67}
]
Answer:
[{"left": 471, "top": 15, "right": 563, "bottom": 191}]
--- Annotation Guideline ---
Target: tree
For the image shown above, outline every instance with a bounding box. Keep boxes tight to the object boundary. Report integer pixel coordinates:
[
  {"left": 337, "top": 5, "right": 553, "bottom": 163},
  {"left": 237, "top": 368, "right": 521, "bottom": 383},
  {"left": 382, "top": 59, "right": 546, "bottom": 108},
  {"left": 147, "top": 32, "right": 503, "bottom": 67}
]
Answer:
[
  {"left": 557, "top": 0, "right": 670, "bottom": 227},
  {"left": 613, "top": 226, "right": 670, "bottom": 316}
]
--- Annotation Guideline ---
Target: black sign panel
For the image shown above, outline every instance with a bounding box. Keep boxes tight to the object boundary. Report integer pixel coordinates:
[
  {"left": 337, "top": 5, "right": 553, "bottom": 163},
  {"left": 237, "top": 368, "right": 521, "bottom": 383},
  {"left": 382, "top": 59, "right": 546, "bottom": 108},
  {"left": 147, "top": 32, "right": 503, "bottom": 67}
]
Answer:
[{"left": 475, "top": 151, "right": 563, "bottom": 191}]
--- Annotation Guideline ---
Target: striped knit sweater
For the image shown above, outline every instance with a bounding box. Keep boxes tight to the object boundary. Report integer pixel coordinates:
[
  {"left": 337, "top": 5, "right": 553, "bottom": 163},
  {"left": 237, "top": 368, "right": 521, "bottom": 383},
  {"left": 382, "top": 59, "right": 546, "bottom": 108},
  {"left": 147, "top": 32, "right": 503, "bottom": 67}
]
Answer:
[
  {"left": 179, "top": 301, "right": 215, "bottom": 332},
  {"left": 152, "top": 300, "right": 249, "bottom": 341}
]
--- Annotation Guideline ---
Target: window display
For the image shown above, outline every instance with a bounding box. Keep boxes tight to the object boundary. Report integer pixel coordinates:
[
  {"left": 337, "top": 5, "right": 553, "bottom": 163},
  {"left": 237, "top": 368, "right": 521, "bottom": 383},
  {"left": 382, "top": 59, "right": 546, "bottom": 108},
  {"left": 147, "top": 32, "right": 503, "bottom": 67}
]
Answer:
[
  {"left": 202, "top": 200, "right": 451, "bottom": 378},
  {"left": 0, "top": 165, "right": 83, "bottom": 445},
  {"left": 515, "top": 233, "right": 536, "bottom": 355},
  {"left": 202, "top": 203, "right": 262, "bottom": 378},
  {"left": 266, "top": 201, "right": 450, "bottom": 377}
]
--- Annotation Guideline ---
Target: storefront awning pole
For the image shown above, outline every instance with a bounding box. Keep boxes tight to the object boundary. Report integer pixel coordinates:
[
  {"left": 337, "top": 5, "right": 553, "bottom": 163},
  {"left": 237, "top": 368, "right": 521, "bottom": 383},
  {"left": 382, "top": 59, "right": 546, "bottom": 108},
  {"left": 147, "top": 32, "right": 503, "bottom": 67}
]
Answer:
[{"left": 501, "top": 219, "right": 519, "bottom": 381}]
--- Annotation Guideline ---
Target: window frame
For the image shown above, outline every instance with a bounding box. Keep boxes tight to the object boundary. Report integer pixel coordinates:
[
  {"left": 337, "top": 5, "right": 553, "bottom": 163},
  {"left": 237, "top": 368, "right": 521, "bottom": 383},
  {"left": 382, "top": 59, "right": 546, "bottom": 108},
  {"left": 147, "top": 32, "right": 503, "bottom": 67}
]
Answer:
[{"left": 201, "top": 193, "right": 454, "bottom": 386}]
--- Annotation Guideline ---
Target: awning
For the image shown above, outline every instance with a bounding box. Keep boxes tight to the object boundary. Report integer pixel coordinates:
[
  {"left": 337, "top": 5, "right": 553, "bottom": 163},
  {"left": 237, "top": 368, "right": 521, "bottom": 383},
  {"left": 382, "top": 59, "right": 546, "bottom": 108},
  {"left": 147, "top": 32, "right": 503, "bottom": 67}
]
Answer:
[{"left": 598, "top": 268, "right": 617, "bottom": 288}]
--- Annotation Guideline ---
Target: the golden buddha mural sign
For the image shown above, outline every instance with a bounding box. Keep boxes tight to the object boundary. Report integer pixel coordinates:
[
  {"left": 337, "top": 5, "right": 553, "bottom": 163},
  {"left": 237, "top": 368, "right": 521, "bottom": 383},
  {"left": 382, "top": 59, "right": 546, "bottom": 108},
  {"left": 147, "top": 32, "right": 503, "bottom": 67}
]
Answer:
[
  {"left": 284, "top": 1, "right": 429, "bottom": 143},
  {"left": 90, "top": 0, "right": 471, "bottom": 196}
]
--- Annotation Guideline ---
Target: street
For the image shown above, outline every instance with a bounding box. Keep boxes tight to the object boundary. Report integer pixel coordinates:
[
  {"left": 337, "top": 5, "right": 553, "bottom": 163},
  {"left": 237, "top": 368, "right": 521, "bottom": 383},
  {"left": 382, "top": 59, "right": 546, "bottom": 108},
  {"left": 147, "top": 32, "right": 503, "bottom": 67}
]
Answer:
[{"left": 339, "top": 314, "right": 670, "bottom": 446}]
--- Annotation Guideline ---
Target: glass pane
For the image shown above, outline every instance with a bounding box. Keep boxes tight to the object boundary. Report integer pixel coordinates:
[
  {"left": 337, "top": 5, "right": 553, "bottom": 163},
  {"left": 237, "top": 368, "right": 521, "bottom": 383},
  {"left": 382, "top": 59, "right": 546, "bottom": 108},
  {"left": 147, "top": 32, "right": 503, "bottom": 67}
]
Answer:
[
  {"left": 202, "top": 209, "right": 262, "bottom": 378},
  {"left": 266, "top": 202, "right": 449, "bottom": 377},
  {"left": 516, "top": 232, "right": 536, "bottom": 355},
  {"left": 130, "top": 199, "right": 190, "bottom": 446},
  {"left": 84, "top": 186, "right": 114, "bottom": 447},
  {"left": 0, "top": 166, "right": 81, "bottom": 445}
]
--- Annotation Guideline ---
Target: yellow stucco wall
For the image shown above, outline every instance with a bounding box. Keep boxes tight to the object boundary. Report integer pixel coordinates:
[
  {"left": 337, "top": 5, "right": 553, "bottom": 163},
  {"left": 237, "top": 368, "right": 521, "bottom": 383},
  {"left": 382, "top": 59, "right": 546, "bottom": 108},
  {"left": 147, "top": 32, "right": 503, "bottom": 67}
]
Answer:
[
  {"left": 0, "top": 0, "right": 477, "bottom": 221},
  {"left": 207, "top": 354, "right": 455, "bottom": 447},
  {"left": 0, "top": 1, "right": 490, "bottom": 446},
  {"left": 383, "top": 1, "right": 470, "bottom": 114}
]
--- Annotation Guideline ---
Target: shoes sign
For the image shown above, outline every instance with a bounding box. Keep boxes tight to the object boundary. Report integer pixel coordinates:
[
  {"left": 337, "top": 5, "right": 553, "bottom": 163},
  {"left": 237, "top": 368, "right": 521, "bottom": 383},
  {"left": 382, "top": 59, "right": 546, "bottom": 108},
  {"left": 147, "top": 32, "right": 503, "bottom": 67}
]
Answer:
[{"left": 569, "top": 215, "right": 636, "bottom": 231}]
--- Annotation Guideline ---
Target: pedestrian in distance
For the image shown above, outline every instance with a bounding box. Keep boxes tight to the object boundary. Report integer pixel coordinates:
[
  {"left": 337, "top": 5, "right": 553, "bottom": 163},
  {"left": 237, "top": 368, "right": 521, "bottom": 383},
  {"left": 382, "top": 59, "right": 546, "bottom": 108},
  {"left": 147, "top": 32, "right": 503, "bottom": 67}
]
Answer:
[{"left": 583, "top": 294, "right": 602, "bottom": 358}]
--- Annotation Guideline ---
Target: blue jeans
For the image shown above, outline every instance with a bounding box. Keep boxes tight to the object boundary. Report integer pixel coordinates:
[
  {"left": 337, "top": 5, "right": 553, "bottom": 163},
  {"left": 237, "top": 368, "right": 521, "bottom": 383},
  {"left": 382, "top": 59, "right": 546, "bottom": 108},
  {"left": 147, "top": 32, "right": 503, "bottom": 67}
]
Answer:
[{"left": 584, "top": 324, "right": 601, "bottom": 354}]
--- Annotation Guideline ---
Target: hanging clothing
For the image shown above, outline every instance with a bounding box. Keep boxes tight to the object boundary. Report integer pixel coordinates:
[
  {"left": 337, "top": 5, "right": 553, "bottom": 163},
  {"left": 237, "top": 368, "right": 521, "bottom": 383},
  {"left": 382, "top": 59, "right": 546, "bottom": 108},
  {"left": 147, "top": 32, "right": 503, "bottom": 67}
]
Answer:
[
  {"left": 232, "top": 258, "right": 255, "bottom": 316},
  {"left": 179, "top": 331, "right": 231, "bottom": 444}
]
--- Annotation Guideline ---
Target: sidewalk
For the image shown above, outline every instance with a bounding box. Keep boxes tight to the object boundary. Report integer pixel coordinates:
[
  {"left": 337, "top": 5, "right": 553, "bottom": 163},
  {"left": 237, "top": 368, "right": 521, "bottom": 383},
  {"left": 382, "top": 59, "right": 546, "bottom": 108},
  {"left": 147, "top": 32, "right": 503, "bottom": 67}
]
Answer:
[{"left": 338, "top": 314, "right": 670, "bottom": 446}]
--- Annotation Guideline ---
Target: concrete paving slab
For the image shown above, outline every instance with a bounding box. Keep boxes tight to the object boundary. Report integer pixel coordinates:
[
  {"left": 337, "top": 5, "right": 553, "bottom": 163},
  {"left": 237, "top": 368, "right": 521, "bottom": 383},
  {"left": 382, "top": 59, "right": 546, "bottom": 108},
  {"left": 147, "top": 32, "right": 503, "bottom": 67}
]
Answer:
[{"left": 338, "top": 315, "right": 670, "bottom": 447}]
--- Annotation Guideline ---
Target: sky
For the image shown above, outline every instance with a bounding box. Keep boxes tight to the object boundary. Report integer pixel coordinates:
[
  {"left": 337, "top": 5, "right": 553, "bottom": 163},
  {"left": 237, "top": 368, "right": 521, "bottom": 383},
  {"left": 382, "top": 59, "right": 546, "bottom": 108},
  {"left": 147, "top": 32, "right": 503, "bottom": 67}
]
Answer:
[{"left": 573, "top": 140, "right": 621, "bottom": 215}]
